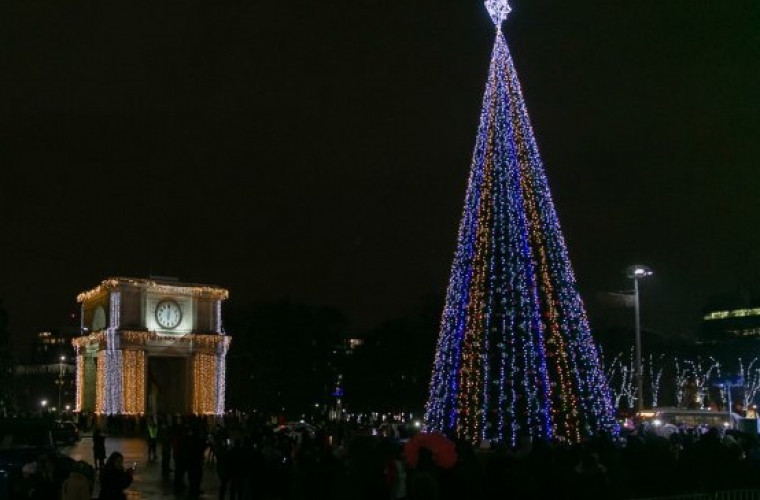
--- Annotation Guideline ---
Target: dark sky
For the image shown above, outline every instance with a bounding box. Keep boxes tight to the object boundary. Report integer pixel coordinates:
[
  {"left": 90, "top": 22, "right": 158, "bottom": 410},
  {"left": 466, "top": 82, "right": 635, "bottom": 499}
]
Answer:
[{"left": 2, "top": 0, "right": 759, "bottom": 353}]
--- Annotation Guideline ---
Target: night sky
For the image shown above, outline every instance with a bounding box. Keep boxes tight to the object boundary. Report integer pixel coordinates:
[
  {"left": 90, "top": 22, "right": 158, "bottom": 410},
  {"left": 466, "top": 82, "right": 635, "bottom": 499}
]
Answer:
[{"left": 2, "top": 0, "right": 759, "bottom": 354}]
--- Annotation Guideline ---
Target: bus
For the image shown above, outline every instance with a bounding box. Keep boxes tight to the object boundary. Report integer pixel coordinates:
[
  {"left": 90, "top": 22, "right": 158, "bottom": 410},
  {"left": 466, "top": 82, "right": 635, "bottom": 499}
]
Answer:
[{"left": 635, "top": 407, "right": 743, "bottom": 429}]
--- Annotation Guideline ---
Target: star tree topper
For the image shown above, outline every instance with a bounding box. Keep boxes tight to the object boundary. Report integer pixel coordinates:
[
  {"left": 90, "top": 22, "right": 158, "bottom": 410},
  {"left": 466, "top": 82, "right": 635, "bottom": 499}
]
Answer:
[{"left": 485, "top": 0, "right": 512, "bottom": 28}]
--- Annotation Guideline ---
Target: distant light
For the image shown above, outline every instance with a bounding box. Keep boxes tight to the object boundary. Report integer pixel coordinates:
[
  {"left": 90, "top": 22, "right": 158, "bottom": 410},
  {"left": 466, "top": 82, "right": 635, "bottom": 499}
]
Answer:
[
  {"left": 60, "top": 356, "right": 66, "bottom": 362},
  {"left": 627, "top": 265, "right": 653, "bottom": 279},
  {"left": 40, "top": 399, "right": 48, "bottom": 407},
  {"left": 724, "top": 422, "right": 730, "bottom": 428},
  {"left": 653, "top": 419, "right": 662, "bottom": 426},
  {"left": 413, "top": 420, "right": 421, "bottom": 428},
  {"left": 65, "top": 405, "right": 71, "bottom": 411}
]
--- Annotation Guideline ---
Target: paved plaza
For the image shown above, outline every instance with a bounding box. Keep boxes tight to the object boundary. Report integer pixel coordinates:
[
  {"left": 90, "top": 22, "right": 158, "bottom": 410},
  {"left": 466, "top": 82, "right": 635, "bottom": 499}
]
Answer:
[{"left": 60, "top": 435, "right": 220, "bottom": 499}]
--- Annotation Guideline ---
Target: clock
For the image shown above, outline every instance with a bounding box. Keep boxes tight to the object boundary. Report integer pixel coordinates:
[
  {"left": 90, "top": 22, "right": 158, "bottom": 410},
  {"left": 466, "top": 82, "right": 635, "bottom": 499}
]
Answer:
[{"left": 155, "top": 299, "right": 182, "bottom": 329}]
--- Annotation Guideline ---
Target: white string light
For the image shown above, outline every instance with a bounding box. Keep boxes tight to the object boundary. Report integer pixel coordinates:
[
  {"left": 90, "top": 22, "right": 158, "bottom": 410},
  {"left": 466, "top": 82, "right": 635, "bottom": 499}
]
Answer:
[
  {"left": 78, "top": 277, "right": 228, "bottom": 303},
  {"left": 485, "top": 0, "right": 511, "bottom": 28},
  {"left": 215, "top": 338, "right": 230, "bottom": 414}
]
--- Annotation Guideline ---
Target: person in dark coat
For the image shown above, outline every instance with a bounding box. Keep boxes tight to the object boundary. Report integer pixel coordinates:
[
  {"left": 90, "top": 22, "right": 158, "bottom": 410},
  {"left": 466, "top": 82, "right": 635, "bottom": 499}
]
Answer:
[
  {"left": 93, "top": 428, "right": 106, "bottom": 470},
  {"left": 186, "top": 421, "right": 207, "bottom": 499},
  {"left": 28, "top": 452, "right": 62, "bottom": 500},
  {"left": 159, "top": 417, "right": 173, "bottom": 476},
  {"left": 99, "top": 451, "right": 134, "bottom": 500}
]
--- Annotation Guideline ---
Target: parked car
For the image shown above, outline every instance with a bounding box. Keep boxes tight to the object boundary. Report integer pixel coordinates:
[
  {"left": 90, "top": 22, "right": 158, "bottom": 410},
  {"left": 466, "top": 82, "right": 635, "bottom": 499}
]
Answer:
[
  {"left": 52, "top": 420, "right": 80, "bottom": 445},
  {"left": 0, "top": 419, "right": 67, "bottom": 499}
]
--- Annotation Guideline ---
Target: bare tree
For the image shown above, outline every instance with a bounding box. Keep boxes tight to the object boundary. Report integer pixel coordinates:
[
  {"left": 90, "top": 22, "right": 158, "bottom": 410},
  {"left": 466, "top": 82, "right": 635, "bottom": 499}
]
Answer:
[
  {"left": 620, "top": 347, "right": 637, "bottom": 410},
  {"left": 674, "top": 358, "right": 691, "bottom": 407},
  {"left": 685, "top": 357, "right": 720, "bottom": 409},
  {"left": 648, "top": 354, "right": 665, "bottom": 408},
  {"left": 740, "top": 357, "right": 760, "bottom": 410},
  {"left": 601, "top": 348, "right": 625, "bottom": 410}
]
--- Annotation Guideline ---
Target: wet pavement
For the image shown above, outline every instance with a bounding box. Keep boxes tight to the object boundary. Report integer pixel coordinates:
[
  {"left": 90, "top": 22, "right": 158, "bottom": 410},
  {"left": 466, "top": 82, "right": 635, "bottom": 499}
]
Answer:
[{"left": 59, "top": 435, "right": 220, "bottom": 499}]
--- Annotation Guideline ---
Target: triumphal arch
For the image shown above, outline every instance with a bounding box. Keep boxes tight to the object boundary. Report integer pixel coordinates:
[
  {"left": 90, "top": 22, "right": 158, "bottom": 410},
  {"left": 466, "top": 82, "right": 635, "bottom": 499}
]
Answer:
[{"left": 73, "top": 277, "right": 230, "bottom": 415}]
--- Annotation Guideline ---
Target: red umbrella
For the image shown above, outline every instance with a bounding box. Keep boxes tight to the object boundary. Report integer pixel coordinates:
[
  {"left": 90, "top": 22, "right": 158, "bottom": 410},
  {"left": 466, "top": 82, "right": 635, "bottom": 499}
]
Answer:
[{"left": 404, "top": 431, "right": 458, "bottom": 469}]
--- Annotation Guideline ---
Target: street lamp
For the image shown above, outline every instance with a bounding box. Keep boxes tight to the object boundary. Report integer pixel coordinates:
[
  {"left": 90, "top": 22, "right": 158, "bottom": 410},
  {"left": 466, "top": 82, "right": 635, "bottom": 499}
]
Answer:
[
  {"left": 626, "top": 264, "right": 653, "bottom": 412},
  {"left": 40, "top": 399, "right": 48, "bottom": 414},
  {"left": 57, "top": 356, "right": 66, "bottom": 414}
]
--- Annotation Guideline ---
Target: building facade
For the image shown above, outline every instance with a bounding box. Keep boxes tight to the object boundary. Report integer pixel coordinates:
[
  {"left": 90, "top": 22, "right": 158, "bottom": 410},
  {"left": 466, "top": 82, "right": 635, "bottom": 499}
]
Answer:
[
  {"left": 700, "top": 307, "right": 760, "bottom": 344},
  {"left": 73, "top": 277, "right": 230, "bottom": 415}
]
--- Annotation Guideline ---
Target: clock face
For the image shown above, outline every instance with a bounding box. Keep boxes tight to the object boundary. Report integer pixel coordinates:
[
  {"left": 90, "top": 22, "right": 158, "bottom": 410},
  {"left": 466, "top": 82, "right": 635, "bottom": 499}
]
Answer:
[{"left": 155, "top": 299, "right": 182, "bottom": 329}]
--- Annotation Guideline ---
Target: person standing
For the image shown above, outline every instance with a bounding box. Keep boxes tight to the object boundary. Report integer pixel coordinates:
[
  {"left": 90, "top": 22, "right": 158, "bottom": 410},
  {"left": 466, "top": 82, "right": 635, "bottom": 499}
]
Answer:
[
  {"left": 147, "top": 417, "right": 159, "bottom": 463},
  {"left": 61, "top": 461, "right": 93, "bottom": 500},
  {"left": 99, "top": 452, "right": 134, "bottom": 500},
  {"left": 215, "top": 435, "right": 232, "bottom": 500},
  {"left": 186, "top": 419, "right": 207, "bottom": 499},
  {"left": 92, "top": 428, "right": 106, "bottom": 470},
  {"left": 173, "top": 421, "right": 190, "bottom": 495},
  {"left": 159, "top": 416, "right": 173, "bottom": 476}
]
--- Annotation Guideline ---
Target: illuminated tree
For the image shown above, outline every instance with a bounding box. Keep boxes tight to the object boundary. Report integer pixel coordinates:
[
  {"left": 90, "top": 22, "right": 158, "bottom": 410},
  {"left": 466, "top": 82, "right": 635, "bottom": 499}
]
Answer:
[
  {"left": 648, "top": 353, "right": 665, "bottom": 408},
  {"left": 602, "top": 349, "right": 624, "bottom": 409},
  {"left": 424, "top": 0, "right": 618, "bottom": 445},
  {"left": 740, "top": 357, "right": 760, "bottom": 409},
  {"left": 685, "top": 357, "right": 720, "bottom": 408},
  {"left": 618, "top": 348, "right": 637, "bottom": 410},
  {"left": 675, "top": 357, "right": 691, "bottom": 407}
]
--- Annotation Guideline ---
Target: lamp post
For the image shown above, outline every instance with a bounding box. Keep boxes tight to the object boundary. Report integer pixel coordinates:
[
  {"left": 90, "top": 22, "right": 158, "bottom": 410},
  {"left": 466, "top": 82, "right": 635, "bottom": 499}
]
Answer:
[
  {"left": 626, "top": 265, "right": 653, "bottom": 412},
  {"left": 57, "top": 355, "right": 65, "bottom": 414}
]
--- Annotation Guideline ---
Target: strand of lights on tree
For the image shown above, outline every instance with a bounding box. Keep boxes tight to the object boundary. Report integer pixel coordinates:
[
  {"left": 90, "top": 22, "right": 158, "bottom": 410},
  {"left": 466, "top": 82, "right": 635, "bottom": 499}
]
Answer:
[
  {"left": 649, "top": 354, "right": 664, "bottom": 408},
  {"left": 741, "top": 358, "right": 759, "bottom": 409},
  {"left": 424, "top": 0, "right": 618, "bottom": 445}
]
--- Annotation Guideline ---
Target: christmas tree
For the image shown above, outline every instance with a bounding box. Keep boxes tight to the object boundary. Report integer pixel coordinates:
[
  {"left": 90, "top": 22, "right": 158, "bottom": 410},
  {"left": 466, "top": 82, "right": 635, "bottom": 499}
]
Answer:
[{"left": 424, "top": 0, "right": 619, "bottom": 445}]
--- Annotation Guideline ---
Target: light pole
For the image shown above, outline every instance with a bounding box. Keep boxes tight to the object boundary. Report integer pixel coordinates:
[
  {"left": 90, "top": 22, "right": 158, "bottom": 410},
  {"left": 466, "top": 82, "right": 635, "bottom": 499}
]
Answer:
[
  {"left": 626, "top": 265, "right": 653, "bottom": 412},
  {"left": 57, "top": 355, "right": 65, "bottom": 414}
]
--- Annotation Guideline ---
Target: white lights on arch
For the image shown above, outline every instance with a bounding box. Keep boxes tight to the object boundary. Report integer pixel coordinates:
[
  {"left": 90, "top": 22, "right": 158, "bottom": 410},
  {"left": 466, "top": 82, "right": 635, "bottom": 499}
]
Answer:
[
  {"left": 75, "top": 277, "right": 231, "bottom": 416},
  {"left": 215, "top": 338, "right": 230, "bottom": 414}
]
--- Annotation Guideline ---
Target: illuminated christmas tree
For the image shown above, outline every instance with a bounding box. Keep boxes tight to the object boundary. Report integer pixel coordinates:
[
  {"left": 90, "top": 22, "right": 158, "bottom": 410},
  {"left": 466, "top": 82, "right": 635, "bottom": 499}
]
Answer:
[{"left": 424, "top": 0, "right": 619, "bottom": 445}]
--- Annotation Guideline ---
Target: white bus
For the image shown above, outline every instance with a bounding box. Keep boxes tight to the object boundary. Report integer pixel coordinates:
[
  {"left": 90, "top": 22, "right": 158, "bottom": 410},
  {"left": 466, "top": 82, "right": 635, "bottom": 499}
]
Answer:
[{"left": 636, "top": 407, "right": 743, "bottom": 429}]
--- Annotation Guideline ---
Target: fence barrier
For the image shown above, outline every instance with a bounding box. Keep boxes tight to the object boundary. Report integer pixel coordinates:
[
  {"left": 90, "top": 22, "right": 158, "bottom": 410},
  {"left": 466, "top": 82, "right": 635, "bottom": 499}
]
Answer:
[{"left": 636, "top": 491, "right": 760, "bottom": 500}]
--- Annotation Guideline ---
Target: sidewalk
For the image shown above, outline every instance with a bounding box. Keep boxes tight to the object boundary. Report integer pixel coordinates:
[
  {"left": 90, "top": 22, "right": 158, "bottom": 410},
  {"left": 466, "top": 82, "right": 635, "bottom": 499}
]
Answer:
[{"left": 61, "top": 436, "right": 220, "bottom": 499}]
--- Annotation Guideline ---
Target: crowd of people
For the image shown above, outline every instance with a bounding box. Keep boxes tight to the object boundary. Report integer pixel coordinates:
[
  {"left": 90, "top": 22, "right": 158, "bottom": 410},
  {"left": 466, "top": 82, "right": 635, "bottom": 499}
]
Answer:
[
  {"left": 200, "top": 418, "right": 760, "bottom": 500},
  {"left": 13, "top": 411, "right": 760, "bottom": 499}
]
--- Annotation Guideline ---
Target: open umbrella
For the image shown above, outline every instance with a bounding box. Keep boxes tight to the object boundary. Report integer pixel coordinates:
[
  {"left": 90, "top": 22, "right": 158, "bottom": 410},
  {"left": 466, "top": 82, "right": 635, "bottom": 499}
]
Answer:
[{"left": 404, "top": 432, "right": 457, "bottom": 470}]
